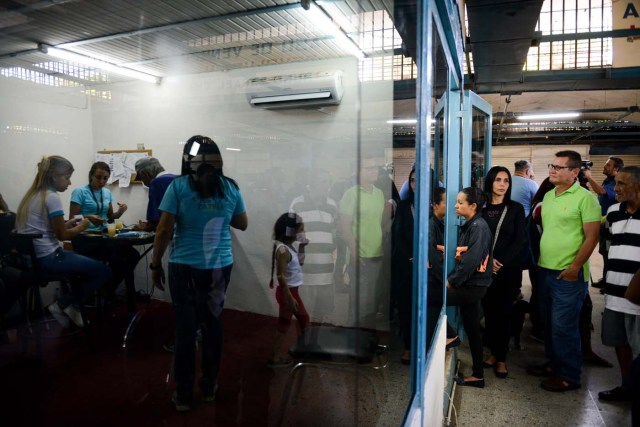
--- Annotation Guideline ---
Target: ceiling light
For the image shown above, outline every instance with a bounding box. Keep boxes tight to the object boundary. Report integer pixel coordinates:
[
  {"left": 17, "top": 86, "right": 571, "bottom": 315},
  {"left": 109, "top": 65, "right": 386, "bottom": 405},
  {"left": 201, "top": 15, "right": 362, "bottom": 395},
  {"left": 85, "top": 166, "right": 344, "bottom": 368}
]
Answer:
[
  {"left": 517, "top": 112, "right": 580, "bottom": 121},
  {"left": 39, "top": 44, "right": 161, "bottom": 84},
  {"left": 387, "top": 119, "right": 417, "bottom": 124},
  {"left": 304, "top": 2, "right": 365, "bottom": 59},
  {"left": 225, "top": 147, "right": 241, "bottom": 151}
]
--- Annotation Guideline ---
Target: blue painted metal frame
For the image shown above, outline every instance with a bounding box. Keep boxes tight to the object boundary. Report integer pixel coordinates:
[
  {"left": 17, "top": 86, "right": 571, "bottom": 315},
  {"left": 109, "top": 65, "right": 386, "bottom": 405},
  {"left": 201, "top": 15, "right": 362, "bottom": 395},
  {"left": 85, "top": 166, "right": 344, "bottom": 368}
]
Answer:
[{"left": 403, "top": 0, "right": 466, "bottom": 424}]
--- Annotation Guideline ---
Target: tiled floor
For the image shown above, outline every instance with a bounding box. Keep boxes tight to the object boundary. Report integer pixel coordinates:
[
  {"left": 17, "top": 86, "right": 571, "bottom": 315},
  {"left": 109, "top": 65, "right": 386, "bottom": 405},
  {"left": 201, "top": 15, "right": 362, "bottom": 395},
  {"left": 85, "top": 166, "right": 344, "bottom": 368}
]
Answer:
[{"left": 450, "top": 254, "right": 633, "bottom": 427}]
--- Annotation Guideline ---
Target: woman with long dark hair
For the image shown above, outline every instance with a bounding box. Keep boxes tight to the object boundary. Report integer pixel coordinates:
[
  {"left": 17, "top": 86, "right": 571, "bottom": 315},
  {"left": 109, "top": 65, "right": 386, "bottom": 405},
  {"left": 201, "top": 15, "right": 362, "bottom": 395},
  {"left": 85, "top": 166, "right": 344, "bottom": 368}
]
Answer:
[
  {"left": 481, "top": 166, "right": 526, "bottom": 378},
  {"left": 69, "top": 161, "right": 138, "bottom": 300},
  {"left": 149, "top": 135, "right": 248, "bottom": 411}
]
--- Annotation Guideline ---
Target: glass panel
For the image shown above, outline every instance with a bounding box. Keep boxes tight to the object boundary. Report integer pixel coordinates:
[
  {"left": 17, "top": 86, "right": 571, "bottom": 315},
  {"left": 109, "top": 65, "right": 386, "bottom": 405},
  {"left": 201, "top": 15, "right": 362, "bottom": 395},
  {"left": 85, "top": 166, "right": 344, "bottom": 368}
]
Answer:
[
  {"left": 471, "top": 106, "right": 488, "bottom": 189},
  {"left": 427, "top": 22, "right": 448, "bottom": 348},
  {"left": 0, "top": 1, "right": 416, "bottom": 426}
]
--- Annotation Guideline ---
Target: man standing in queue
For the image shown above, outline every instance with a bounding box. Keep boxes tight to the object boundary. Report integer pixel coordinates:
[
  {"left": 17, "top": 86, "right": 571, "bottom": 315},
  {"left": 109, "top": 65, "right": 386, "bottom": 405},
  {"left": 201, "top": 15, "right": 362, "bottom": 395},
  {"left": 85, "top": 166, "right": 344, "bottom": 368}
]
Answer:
[{"left": 528, "top": 150, "right": 601, "bottom": 392}]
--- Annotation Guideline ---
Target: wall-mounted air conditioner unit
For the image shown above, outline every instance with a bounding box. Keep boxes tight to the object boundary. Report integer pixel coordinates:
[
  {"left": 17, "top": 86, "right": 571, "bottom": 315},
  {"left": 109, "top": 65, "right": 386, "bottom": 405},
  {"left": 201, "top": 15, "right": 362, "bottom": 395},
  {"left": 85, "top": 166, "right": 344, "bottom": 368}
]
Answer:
[{"left": 246, "top": 70, "right": 344, "bottom": 109}]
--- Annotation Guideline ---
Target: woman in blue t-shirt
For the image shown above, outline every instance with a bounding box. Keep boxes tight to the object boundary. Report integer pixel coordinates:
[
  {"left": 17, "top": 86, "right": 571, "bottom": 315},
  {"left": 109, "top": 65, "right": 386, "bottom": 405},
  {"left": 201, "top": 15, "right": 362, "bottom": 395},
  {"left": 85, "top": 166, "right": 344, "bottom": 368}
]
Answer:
[
  {"left": 150, "top": 135, "right": 248, "bottom": 411},
  {"left": 69, "top": 161, "right": 137, "bottom": 300}
]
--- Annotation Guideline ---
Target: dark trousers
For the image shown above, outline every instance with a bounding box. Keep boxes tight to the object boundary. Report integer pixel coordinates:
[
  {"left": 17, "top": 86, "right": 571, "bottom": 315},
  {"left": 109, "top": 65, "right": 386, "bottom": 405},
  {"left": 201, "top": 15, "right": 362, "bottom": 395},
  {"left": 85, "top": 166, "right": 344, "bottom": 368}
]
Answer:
[
  {"left": 72, "top": 237, "right": 139, "bottom": 296},
  {"left": 168, "top": 263, "right": 232, "bottom": 401},
  {"left": 482, "top": 269, "right": 522, "bottom": 362},
  {"left": 446, "top": 286, "right": 488, "bottom": 378},
  {"left": 528, "top": 266, "right": 541, "bottom": 336}
]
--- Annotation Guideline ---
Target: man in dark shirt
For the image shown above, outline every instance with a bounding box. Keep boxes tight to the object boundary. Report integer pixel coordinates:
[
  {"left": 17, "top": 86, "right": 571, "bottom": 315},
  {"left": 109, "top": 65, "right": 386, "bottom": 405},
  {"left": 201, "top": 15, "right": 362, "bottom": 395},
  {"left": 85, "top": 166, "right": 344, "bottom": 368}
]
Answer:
[{"left": 133, "top": 157, "right": 177, "bottom": 232}]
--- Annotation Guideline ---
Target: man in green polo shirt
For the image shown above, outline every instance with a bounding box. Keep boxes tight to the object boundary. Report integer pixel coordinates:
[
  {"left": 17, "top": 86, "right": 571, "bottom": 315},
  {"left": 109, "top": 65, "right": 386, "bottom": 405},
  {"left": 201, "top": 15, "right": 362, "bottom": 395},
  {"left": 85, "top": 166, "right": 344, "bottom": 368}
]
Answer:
[
  {"left": 528, "top": 150, "right": 601, "bottom": 392},
  {"left": 339, "top": 156, "right": 390, "bottom": 329}
]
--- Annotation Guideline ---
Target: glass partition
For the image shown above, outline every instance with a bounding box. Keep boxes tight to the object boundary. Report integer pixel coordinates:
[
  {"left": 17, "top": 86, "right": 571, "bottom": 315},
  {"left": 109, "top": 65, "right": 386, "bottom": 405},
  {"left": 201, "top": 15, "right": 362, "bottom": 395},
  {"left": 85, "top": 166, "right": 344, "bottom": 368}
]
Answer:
[{"left": 0, "top": 1, "right": 423, "bottom": 426}]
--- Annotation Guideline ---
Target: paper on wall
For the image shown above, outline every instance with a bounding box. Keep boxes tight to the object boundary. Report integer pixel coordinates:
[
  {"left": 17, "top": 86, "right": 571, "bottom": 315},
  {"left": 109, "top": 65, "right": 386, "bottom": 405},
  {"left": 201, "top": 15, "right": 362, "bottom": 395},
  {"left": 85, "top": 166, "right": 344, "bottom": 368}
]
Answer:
[{"left": 95, "top": 151, "right": 149, "bottom": 187}]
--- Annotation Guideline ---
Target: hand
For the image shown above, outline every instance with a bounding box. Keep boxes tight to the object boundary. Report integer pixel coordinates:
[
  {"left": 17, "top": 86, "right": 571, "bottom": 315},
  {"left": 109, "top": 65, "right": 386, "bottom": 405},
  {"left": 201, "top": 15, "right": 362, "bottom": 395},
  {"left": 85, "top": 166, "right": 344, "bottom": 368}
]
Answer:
[
  {"left": 583, "top": 169, "right": 592, "bottom": 180},
  {"left": 493, "top": 259, "right": 503, "bottom": 274},
  {"left": 116, "top": 202, "right": 128, "bottom": 215},
  {"left": 286, "top": 295, "right": 299, "bottom": 313},
  {"left": 151, "top": 266, "right": 165, "bottom": 291},
  {"left": 86, "top": 215, "right": 105, "bottom": 226},
  {"left": 446, "top": 281, "right": 452, "bottom": 289},
  {"left": 557, "top": 266, "right": 579, "bottom": 282},
  {"left": 132, "top": 220, "right": 147, "bottom": 231}
]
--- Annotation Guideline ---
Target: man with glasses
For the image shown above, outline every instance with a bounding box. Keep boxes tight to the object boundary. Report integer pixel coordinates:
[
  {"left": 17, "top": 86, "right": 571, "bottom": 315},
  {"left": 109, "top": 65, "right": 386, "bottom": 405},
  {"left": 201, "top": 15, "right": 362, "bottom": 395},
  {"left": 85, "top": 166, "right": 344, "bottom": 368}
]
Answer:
[{"left": 527, "top": 150, "right": 601, "bottom": 392}]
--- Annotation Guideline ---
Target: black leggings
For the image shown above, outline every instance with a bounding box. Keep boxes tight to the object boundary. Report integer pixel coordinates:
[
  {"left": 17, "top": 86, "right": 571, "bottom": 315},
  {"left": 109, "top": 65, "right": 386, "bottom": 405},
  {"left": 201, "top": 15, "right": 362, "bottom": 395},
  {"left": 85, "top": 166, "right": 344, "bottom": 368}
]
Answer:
[{"left": 446, "top": 286, "right": 488, "bottom": 378}]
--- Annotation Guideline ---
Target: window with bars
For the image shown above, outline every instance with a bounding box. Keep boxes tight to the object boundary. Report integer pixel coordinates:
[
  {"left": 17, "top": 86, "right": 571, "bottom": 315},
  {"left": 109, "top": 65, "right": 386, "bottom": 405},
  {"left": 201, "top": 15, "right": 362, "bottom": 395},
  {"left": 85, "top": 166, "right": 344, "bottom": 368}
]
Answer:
[
  {"left": 524, "top": 0, "right": 613, "bottom": 70},
  {"left": 355, "top": 10, "right": 416, "bottom": 82}
]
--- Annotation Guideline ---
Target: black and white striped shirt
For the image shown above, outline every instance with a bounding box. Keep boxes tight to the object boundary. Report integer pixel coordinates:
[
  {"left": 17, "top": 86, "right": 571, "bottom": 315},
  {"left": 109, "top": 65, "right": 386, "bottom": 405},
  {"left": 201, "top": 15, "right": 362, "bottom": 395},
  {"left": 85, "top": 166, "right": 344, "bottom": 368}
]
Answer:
[
  {"left": 604, "top": 202, "right": 640, "bottom": 315},
  {"left": 289, "top": 194, "right": 338, "bottom": 286}
]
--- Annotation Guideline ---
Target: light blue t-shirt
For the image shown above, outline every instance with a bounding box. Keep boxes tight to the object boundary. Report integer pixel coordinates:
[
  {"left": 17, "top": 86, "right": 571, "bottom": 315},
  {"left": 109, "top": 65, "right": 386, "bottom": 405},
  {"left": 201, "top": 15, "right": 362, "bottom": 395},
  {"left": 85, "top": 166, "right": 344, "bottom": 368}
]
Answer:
[
  {"left": 159, "top": 175, "right": 246, "bottom": 269},
  {"left": 511, "top": 176, "right": 539, "bottom": 217},
  {"left": 70, "top": 185, "right": 114, "bottom": 230}
]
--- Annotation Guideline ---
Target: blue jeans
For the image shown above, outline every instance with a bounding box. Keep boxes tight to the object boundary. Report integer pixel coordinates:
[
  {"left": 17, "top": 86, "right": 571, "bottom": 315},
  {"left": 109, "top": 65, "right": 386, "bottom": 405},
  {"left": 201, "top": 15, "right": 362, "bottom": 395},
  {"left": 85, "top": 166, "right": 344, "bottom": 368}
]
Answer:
[
  {"left": 538, "top": 267, "right": 587, "bottom": 384},
  {"left": 37, "top": 248, "right": 112, "bottom": 307},
  {"left": 168, "top": 263, "right": 232, "bottom": 402}
]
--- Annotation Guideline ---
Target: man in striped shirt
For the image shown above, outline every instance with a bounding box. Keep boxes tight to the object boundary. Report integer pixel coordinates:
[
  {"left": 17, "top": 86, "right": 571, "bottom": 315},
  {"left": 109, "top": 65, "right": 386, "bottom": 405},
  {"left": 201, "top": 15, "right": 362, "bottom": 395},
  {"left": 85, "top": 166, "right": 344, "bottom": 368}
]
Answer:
[
  {"left": 599, "top": 166, "right": 640, "bottom": 402},
  {"left": 289, "top": 170, "right": 338, "bottom": 323}
]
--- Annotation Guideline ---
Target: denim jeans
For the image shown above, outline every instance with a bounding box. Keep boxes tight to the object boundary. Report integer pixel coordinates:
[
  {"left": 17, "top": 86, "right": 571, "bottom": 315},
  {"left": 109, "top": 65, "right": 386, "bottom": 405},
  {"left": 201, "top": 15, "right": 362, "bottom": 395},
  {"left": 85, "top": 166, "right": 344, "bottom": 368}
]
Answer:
[
  {"left": 347, "top": 257, "right": 382, "bottom": 329},
  {"left": 168, "top": 263, "right": 232, "bottom": 402},
  {"left": 37, "top": 248, "right": 112, "bottom": 307},
  {"left": 538, "top": 267, "right": 587, "bottom": 384}
]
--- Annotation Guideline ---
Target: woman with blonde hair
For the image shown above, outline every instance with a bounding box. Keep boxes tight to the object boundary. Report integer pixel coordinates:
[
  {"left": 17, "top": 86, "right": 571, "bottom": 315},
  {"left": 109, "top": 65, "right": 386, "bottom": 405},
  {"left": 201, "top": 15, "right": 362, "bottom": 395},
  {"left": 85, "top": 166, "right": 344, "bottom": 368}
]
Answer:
[{"left": 16, "top": 156, "right": 111, "bottom": 327}]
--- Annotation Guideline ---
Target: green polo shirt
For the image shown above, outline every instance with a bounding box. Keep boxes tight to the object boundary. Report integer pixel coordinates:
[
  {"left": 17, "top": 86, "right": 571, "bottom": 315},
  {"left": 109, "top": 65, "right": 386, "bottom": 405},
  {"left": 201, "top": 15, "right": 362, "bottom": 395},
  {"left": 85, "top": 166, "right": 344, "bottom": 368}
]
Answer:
[
  {"left": 339, "top": 184, "right": 385, "bottom": 258},
  {"left": 538, "top": 182, "right": 601, "bottom": 279}
]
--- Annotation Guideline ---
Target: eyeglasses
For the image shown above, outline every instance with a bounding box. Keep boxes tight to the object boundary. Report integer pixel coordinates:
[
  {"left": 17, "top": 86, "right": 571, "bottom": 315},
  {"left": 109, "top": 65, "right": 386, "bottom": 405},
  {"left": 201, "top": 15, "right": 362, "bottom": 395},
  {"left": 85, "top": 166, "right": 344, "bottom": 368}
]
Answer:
[{"left": 547, "top": 164, "right": 574, "bottom": 171}]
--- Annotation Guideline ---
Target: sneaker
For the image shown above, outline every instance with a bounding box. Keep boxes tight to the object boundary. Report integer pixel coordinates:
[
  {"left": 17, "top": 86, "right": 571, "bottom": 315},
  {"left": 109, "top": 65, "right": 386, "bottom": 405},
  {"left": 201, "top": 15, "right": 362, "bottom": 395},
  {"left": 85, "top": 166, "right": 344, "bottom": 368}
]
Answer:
[
  {"left": 598, "top": 386, "right": 632, "bottom": 401},
  {"left": 47, "top": 302, "right": 70, "bottom": 328},
  {"left": 172, "top": 392, "right": 192, "bottom": 412},
  {"left": 63, "top": 305, "right": 84, "bottom": 328},
  {"left": 201, "top": 384, "right": 218, "bottom": 403}
]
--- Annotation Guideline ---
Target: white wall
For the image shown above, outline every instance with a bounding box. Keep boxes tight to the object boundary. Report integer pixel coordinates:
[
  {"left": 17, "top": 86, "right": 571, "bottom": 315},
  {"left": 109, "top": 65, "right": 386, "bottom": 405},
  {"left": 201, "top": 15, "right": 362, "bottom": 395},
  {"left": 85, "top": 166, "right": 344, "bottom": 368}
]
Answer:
[{"left": 1, "top": 57, "right": 394, "bottom": 322}]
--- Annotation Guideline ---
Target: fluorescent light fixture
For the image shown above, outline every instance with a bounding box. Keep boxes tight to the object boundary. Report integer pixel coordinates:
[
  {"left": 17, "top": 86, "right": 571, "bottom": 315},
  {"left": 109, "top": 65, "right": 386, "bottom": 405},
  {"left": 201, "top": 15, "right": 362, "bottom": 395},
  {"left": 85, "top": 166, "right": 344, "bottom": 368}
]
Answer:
[
  {"left": 250, "top": 91, "right": 331, "bottom": 105},
  {"left": 305, "top": 2, "right": 365, "bottom": 59},
  {"left": 225, "top": 147, "right": 241, "bottom": 152},
  {"left": 517, "top": 112, "right": 580, "bottom": 121},
  {"left": 39, "top": 44, "right": 161, "bottom": 84},
  {"left": 387, "top": 119, "right": 417, "bottom": 124}
]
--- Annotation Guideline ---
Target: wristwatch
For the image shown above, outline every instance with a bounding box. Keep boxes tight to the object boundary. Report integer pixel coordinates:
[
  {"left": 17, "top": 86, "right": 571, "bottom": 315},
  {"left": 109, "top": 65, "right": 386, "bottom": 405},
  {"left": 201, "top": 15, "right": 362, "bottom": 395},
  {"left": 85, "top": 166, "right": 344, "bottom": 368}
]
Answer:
[{"left": 149, "top": 262, "right": 162, "bottom": 271}]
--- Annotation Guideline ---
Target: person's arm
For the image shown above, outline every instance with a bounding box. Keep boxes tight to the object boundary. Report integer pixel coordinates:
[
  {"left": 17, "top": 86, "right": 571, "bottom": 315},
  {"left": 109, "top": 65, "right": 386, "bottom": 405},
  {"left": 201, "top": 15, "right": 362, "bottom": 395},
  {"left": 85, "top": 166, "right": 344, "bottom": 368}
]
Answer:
[
  {"left": 447, "top": 223, "right": 490, "bottom": 287},
  {"left": 339, "top": 213, "right": 357, "bottom": 260},
  {"left": 625, "top": 268, "right": 640, "bottom": 305},
  {"left": 70, "top": 201, "right": 104, "bottom": 227},
  {"left": 230, "top": 212, "right": 248, "bottom": 230},
  {"left": 275, "top": 246, "right": 298, "bottom": 312},
  {"left": 107, "top": 202, "right": 127, "bottom": 220},
  {"left": 50, "top": 215, "right": 90, "bottom": 241},
  {"left": 582, "top": 169, "right": 606, "bottom": 195},
  {"left": 149, "top": 211, "right": 175, "bottom": 290},
  {"left": 496, "top": 204, "right": 527, "bottom": 269},
  {"left": 557, "top": 221, "right": 600, "bottom": 281}
]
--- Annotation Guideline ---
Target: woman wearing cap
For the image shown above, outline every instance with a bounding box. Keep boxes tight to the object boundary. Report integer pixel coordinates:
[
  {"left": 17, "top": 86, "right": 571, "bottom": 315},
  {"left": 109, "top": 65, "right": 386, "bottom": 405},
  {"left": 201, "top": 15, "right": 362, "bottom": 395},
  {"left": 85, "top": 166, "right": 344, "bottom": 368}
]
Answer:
[{"left": 149, "top": 135, "right": 248, "bottom": 411}]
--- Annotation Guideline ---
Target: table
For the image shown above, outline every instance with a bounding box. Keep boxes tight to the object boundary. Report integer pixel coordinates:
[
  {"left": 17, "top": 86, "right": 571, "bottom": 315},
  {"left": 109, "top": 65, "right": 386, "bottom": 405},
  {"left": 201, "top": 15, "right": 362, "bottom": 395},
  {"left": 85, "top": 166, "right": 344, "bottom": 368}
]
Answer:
[{"left": 75, "top": 230, "right": 154, "bottom": 320}]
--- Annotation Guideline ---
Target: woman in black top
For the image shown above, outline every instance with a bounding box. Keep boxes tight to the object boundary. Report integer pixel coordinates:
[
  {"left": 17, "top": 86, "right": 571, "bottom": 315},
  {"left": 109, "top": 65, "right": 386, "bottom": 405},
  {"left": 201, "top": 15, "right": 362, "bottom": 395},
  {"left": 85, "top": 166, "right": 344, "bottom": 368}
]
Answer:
[
  {"left": 481, "top": 166, "right": 526, "bottom": 378},
  {"left": 447, "top": 187, "right": 493, "bottom": 388}
]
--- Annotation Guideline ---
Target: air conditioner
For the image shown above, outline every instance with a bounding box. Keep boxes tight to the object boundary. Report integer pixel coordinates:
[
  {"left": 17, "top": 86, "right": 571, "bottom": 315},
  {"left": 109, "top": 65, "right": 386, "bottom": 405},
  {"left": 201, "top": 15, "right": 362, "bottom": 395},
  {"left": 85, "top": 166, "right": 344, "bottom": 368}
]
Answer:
[{"left": 246, "top": 70, "right": 344, "bottom": 109}]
